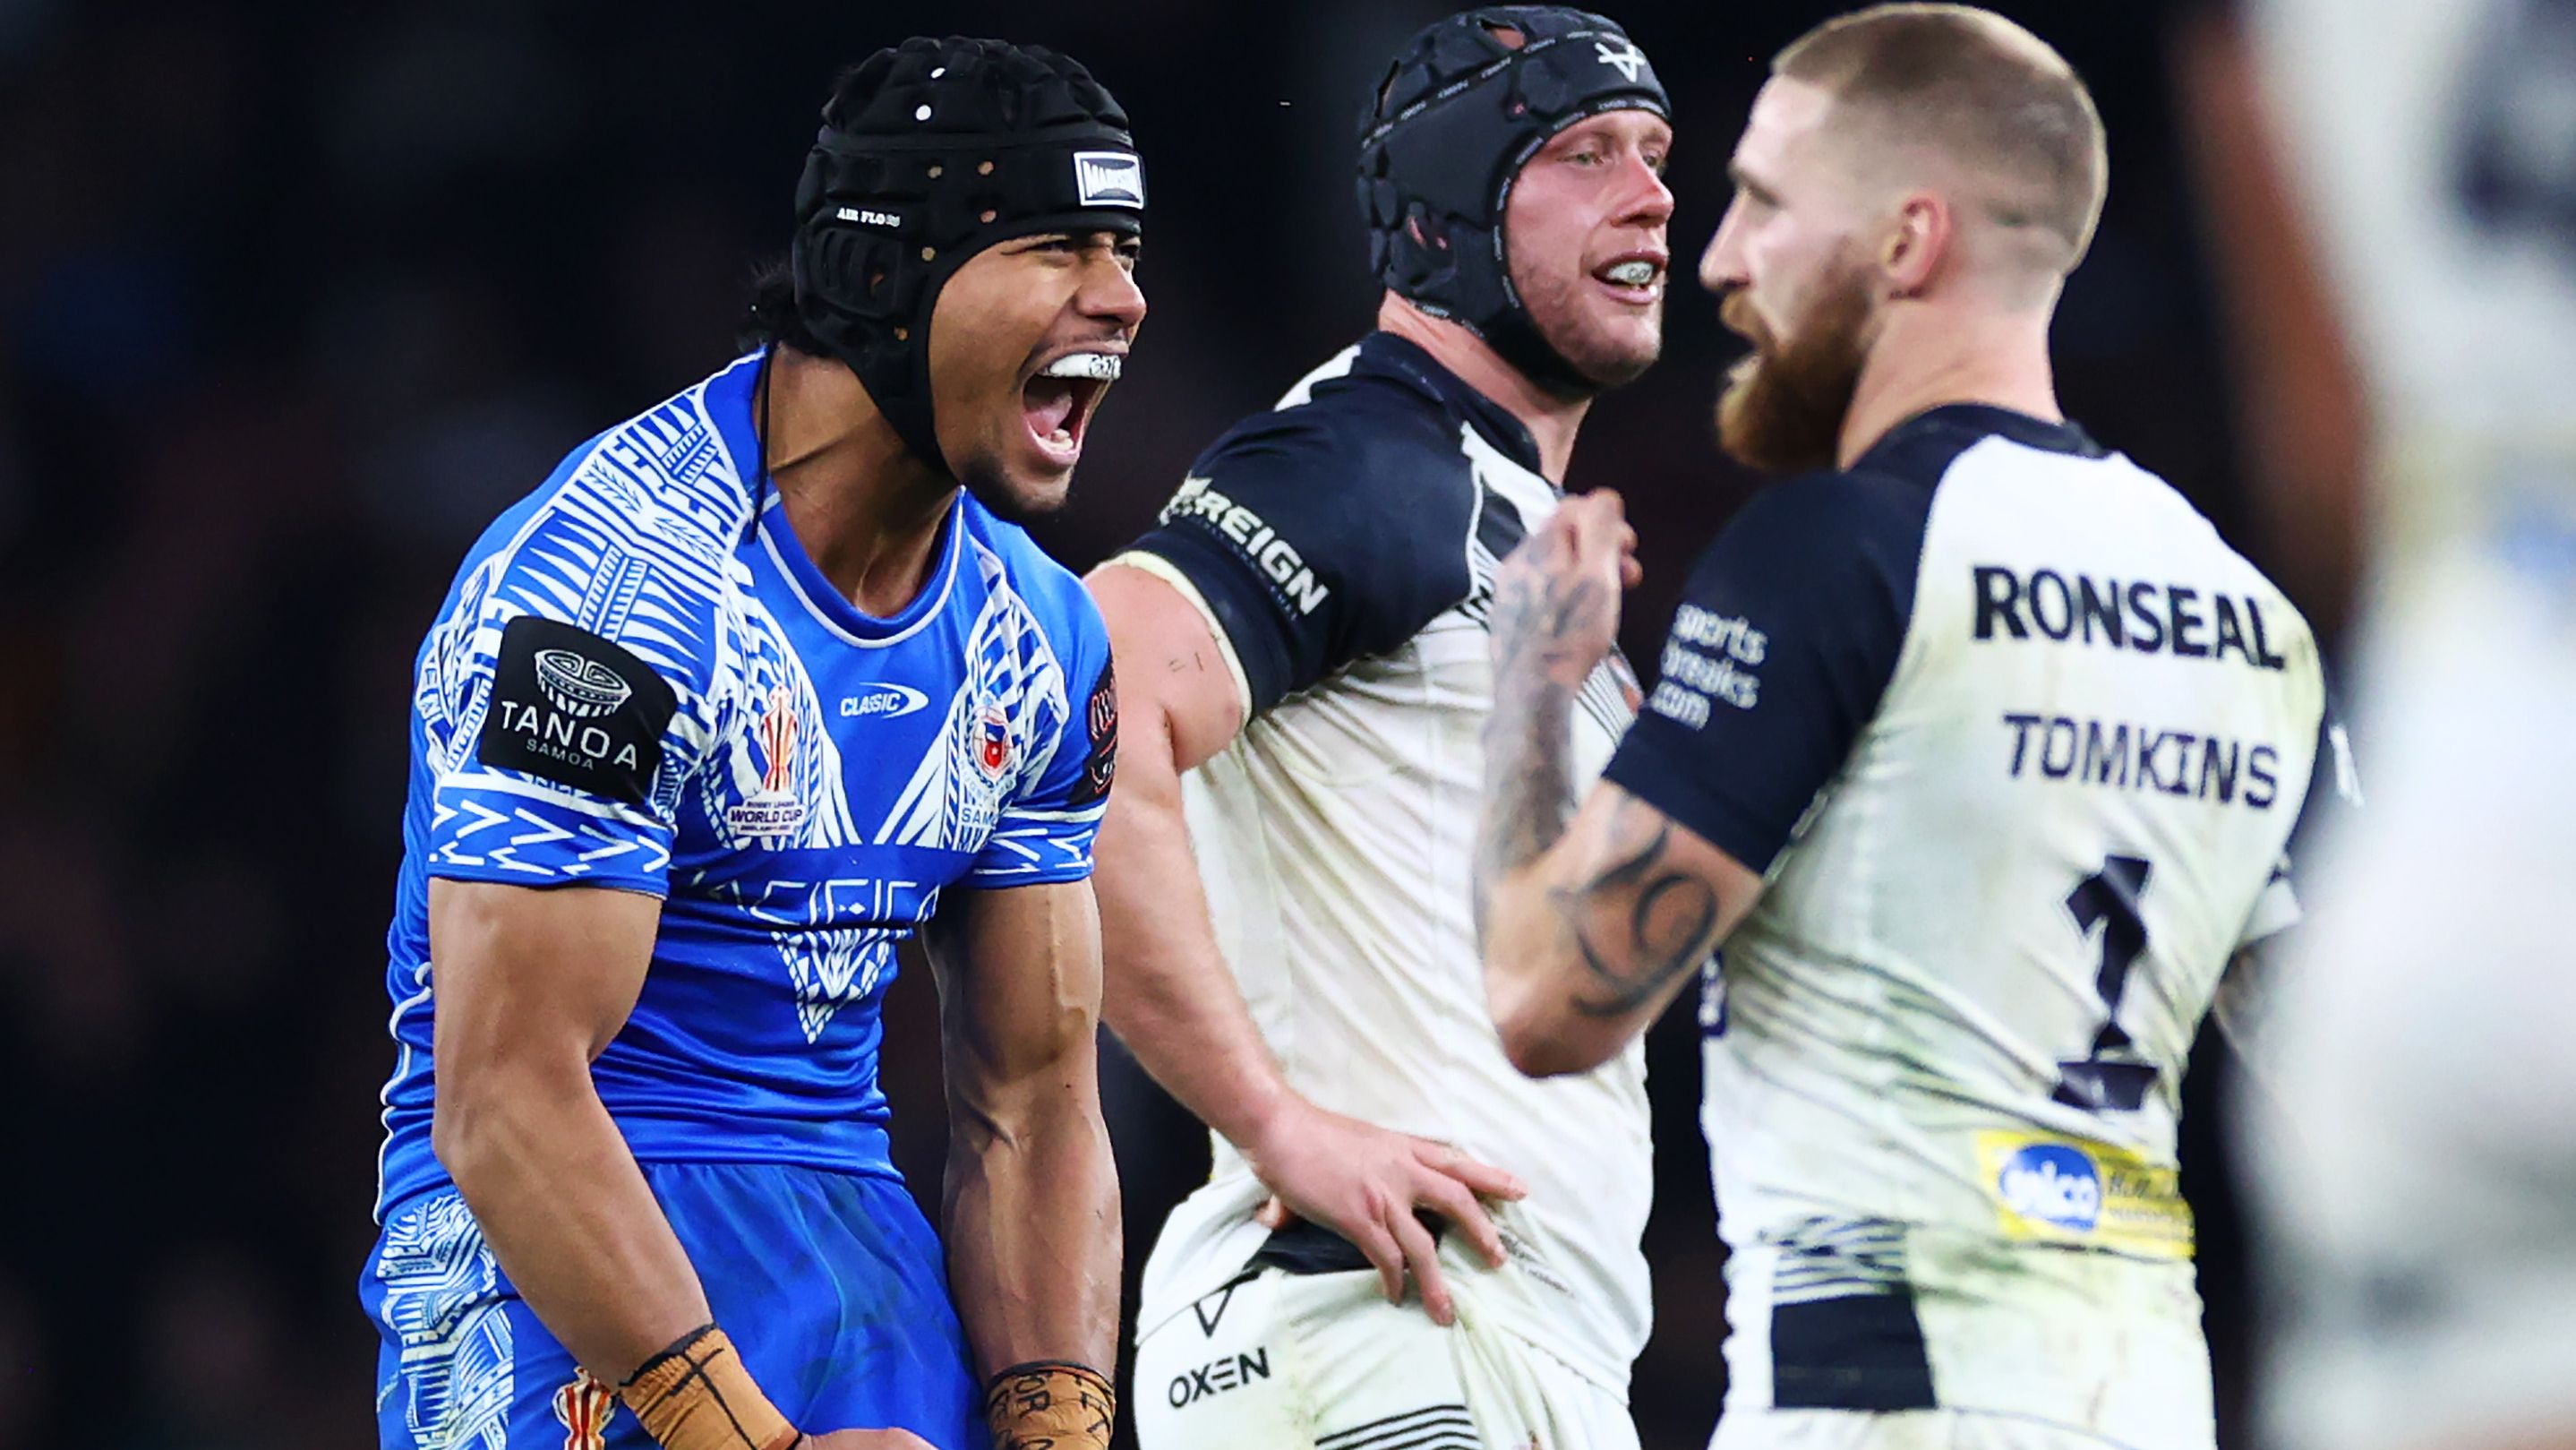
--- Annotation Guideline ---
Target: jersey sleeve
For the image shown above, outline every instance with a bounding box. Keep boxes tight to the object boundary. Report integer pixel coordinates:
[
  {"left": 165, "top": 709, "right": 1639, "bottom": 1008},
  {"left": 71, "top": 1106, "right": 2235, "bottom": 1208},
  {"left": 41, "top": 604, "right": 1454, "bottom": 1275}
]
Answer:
[
  {"left": 964, "top": 584, "right": 1118, "bottom": 886},
  {"left": 416, "top": 494, "right": 726, "bottom": 897},
  {"left": 1601, "top": 470, "right": 1931, "bottom": 874},
  {"left": 2238, "top": 701, "right": 2360, "bottom": 950},
  {"left": 1110, "top": 408, "right": 1476, "bottom": 716}
]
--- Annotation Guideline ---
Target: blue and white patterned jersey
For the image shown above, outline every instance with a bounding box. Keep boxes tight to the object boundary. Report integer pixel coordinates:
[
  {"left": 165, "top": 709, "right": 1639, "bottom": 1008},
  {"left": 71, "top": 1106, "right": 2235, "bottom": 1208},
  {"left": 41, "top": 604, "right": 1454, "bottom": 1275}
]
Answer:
[{"left": 372, "top": 351, "right": 1118, "bottom": 1219}]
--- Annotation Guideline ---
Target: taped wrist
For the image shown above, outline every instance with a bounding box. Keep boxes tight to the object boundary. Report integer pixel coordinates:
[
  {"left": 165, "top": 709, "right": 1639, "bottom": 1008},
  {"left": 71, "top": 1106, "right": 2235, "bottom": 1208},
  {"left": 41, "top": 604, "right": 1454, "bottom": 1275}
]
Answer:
[
  {"left": 982, "top": 1360, "right": 1114, "bottom": 1450},
  {"left": 618, "top": 1325, "right": 801, "bottom": 1450}
]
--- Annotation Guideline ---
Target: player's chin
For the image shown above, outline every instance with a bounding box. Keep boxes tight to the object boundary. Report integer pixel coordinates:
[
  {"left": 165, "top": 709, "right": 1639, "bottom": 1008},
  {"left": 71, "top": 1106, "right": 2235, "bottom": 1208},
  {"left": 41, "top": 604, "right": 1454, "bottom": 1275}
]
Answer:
[
  {"left": 963, "top": 448, "right": 1077, "bottom": 525},
  {"left": 1563, "top": 313, "right": 1663, "bottom": 391}
]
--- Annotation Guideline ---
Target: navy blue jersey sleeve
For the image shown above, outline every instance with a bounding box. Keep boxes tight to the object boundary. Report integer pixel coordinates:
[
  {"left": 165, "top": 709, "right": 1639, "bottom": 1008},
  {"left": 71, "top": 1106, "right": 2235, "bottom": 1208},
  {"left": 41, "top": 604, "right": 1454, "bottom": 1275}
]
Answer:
[
  {"left": 1602, "top": 470, "right": 1932, "bottom": 873},
  {"left": 1118, "top": 408, "right": 1476, "bottom": 715},
  {"left": 2238, "top": 697, "right": 2359, "bottom": 949}
]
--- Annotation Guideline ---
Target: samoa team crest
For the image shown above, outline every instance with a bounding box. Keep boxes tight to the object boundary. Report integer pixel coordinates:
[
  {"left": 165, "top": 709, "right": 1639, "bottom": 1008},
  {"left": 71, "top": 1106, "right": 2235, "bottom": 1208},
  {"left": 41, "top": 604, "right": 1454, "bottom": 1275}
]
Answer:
[{"left": 977, "top": 699, "right": 1014, "bottom": 778}]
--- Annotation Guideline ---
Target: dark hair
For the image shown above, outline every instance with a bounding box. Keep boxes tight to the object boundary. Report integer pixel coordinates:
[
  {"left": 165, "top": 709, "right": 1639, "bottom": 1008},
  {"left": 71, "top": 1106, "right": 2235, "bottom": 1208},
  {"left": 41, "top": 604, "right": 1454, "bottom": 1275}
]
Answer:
[{"left": 737, "top": 253, "right": 827, "bottom": 358}]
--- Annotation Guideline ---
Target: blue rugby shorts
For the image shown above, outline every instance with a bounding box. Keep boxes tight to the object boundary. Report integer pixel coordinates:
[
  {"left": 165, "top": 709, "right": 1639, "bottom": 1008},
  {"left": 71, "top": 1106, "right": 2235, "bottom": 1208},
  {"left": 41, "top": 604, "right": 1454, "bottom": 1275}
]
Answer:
[{"left": 360, "top": 1162, "right": 979, "bottom": 1449}]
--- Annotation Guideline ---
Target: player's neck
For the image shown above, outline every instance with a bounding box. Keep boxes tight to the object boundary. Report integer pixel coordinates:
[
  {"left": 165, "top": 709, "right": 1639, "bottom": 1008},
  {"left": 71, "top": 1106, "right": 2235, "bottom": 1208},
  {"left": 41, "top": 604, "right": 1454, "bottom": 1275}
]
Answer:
[
  {"left": 760, "top": 347, "right": 957, "bottom": 618},
  {"left": 1836, "top": 299, "right": 2061, "bottom": 469},
  {"left": 1378, "top": 296, "right": 1589, "bottom": 483}
]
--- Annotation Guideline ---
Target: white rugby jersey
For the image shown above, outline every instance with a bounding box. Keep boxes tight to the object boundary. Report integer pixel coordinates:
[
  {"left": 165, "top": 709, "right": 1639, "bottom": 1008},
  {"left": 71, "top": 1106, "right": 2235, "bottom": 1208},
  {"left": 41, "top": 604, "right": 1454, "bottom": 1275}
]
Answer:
[
  {"left": 1112, "top": 332, "right": 1653, "bottom": 1393},
  {"left": 1602, "top": 407, "right": 2325, "bottom": 1445}
]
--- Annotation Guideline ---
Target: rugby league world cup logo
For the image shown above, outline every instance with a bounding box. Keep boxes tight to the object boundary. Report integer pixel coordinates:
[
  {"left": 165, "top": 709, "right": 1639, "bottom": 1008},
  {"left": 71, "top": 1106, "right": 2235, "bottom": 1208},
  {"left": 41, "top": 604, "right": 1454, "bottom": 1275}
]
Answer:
[{"left": 726, "top": 685, "right": 809, "bottom": 838}]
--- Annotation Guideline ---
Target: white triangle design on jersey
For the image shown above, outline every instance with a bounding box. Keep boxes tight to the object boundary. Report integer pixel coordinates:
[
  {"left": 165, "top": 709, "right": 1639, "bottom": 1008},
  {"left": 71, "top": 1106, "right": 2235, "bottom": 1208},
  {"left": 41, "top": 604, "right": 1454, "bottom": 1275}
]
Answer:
[{"left": 775, "top": 926, "right": 896, "bottom": 1042}]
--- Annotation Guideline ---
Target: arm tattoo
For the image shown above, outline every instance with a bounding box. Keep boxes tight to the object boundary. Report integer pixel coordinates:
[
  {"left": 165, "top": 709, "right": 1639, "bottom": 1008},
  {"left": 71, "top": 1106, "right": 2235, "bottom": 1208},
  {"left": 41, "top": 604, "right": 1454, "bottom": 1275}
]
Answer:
[
  {"left": 1472, "top": 565, "right": 1610, "bottom": 946},
  {"left": 1545, "top": 799, "right": 1722, "bottom": 1017}
]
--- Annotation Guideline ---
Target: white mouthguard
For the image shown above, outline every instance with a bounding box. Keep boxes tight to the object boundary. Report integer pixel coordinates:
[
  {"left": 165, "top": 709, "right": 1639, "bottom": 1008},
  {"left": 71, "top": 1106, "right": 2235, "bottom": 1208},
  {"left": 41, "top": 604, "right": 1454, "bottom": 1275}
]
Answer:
[{"left": 1040, "top": 352, "right": 1123, "bottom": 381}]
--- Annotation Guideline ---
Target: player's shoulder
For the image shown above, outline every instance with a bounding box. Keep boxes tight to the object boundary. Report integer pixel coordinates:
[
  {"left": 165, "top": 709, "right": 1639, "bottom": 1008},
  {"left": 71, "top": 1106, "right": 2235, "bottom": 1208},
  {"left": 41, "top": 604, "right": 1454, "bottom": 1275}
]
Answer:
[
  {"left": 1691, "top": 455, "right": 1937, "bottom": 587},
  {"left": 461, "top": 355, "right": 763, "bottom": 584},
  {"left": 531, "top": 353, "right": 764, "bottom": 560},
  {"left": 1189, "top": 332, "right": 1518, "bottom": 514},
  {"left": 1863, "top": 401, "right": 2112, "bottom": 489},
  {"left": 430, "top": 356, "right": 769, "bottom": 691}
]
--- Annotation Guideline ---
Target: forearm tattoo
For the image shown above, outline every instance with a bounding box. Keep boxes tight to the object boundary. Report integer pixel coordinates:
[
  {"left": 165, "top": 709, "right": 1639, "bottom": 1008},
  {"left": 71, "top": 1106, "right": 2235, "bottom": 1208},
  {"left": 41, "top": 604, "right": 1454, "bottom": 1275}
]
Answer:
[
  {"left": 1546, "top": 798, "right": 1722, "bottom": 1018},
  {"left": 1473, "top": 565, "right": 1607, "bottom": 944}
]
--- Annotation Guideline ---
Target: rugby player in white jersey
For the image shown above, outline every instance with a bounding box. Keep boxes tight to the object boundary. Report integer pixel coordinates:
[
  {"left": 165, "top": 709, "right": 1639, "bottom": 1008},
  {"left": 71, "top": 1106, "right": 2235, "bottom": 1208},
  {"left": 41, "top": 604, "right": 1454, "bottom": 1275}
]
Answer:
[
  {"left": 2214, "top": 3, "right": 2576, "bottom": 1449},
  {"left": 1085, "top": 9, "right": 1673, "bottom": 1448},
  {"left": 1475, "top": 8, "right": 2332, "bottom": 1450}
]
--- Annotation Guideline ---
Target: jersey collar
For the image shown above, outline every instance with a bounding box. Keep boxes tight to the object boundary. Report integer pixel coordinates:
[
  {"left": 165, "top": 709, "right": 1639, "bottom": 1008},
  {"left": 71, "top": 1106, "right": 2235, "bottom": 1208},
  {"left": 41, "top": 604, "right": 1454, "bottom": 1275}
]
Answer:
[
  {"left": 1866, "top": 402, "right": 2110, "bottom": 465},
  {"left": 1356, "top": 331, "right": 1548, "bottom": 476},
  {"left": 709, "top": 347, "right": 969, "bottom": 646}
]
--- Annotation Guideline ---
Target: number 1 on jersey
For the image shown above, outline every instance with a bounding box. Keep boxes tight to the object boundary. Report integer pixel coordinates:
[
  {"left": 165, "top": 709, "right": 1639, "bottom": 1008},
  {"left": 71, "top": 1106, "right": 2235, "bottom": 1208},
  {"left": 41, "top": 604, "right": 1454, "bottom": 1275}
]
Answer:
[{"left": 2054, "top": 854, "right": 2158, "bottom": 1112}]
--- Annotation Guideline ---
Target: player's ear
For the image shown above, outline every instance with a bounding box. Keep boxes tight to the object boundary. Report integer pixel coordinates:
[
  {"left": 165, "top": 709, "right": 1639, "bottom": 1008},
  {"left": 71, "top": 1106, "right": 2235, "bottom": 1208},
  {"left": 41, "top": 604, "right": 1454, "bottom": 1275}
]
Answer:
[{"left": 1880, "top": 192, "right": 1949, "bottom": 300}]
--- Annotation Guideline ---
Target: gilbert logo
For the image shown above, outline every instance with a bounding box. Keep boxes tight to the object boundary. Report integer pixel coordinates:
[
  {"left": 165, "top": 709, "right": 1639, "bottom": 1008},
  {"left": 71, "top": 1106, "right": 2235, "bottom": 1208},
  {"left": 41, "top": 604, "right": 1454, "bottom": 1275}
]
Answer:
[
  {"left": 532, "top": 648, "right": 632, "bottom": 718},
  {"left": 1073, "top": 150, "right": 1144, "bottom": 208},
  {"left": 1594, "top": 38, "right": 1647, "bottom": 82}
]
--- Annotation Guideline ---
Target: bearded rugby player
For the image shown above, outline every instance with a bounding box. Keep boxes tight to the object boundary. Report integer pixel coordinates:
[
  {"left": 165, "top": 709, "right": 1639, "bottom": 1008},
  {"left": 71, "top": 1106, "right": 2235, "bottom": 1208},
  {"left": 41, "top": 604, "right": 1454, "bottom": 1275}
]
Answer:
[{"left": 1480, "top": 8, "right": 2334, "bottom": 1449}]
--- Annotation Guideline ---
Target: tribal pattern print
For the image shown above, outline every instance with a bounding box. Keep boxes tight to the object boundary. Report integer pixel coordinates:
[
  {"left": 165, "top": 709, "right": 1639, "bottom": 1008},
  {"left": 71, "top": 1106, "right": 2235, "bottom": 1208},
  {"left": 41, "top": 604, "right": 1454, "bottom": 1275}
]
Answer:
[
  {"left": 377, "top": 1193, "right": 514, "bottom": 1450},
  {"left": 877, "top": 537, "right": 1072, "bottom": 858}
]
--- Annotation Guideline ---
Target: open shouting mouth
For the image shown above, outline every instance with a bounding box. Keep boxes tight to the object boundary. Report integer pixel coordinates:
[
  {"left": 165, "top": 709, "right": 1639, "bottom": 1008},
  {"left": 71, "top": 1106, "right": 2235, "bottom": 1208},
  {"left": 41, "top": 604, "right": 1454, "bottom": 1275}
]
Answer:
[{"left": 1021, "top": 348, "right": 1123, "bottom": 468}]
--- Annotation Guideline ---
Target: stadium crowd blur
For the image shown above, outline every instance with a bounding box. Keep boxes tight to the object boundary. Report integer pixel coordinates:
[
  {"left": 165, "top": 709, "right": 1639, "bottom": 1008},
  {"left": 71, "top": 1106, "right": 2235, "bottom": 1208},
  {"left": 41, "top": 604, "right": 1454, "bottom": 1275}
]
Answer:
[{"left": 0, "top": 1, "right": 2341, "bottom": 1446}]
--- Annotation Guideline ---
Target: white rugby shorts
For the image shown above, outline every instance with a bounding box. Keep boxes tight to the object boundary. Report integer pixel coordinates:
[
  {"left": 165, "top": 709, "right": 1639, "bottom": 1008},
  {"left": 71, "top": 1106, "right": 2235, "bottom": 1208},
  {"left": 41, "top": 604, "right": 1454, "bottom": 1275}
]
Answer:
[{"left": 1133, "top": 1265, "right": 1637, "bottom": 1450}]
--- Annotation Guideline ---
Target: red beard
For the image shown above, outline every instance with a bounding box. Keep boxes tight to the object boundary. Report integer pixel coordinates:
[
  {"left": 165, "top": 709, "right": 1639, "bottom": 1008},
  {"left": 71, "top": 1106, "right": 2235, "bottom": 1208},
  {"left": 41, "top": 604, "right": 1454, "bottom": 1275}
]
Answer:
[{"left": 1715, "top": 260, "right": 1874, "bottom": 476}]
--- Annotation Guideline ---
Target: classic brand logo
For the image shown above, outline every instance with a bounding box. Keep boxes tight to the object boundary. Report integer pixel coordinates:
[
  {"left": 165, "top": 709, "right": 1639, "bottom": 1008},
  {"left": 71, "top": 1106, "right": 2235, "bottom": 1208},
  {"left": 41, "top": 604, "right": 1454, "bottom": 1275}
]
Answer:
[
  {"left": 840, "top": 682, "right": 929, "bottom": 720},
  {"left": 532, "top": 648, "right": 632, "bottom": 718},
  {"left": 1073, "top": 150, "right": 1144, "bottom": 208}
]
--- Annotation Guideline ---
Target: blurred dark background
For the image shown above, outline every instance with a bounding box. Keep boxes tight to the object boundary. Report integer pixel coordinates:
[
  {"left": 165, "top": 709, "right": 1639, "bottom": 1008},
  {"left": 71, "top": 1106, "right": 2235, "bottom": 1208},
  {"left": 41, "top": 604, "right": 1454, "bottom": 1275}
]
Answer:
[{"left": 0, "top": 0, "right": 2342, "bottom": 1446}]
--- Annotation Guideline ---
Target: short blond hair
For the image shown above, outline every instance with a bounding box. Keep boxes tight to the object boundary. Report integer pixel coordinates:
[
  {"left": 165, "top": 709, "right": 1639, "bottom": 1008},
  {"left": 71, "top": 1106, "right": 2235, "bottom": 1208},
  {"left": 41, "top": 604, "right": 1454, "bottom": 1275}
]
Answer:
[{"left": 1776, "top": 4, "right": 2108, "bottom": 272}]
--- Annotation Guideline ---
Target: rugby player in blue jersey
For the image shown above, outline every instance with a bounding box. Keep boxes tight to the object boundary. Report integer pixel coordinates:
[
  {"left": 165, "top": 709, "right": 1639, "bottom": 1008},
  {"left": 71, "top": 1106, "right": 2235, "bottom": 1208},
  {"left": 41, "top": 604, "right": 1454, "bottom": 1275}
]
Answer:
[{"left": 362, "top": 39, "right": 1139, "bottom": 1450}]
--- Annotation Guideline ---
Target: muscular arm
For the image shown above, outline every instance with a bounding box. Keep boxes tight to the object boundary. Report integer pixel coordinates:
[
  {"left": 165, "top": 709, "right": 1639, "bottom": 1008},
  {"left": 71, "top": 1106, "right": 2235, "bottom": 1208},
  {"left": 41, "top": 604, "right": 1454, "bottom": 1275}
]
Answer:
[
  {"left": 1081, "top": 563, "right": 1276, "bottom": 1145},
  {"left": 1083, "top": 561, "right": 1520, "bottom": 1322},
  {"left": 427, "top": 879, "right": 707, "bottom": 1378},
  {"left": 921, "top": 879, "right": 1121, "bottom": 1379}
]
